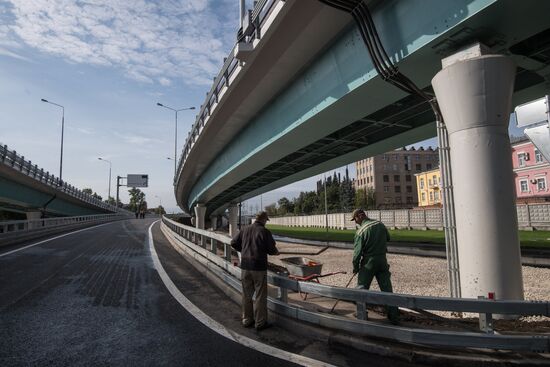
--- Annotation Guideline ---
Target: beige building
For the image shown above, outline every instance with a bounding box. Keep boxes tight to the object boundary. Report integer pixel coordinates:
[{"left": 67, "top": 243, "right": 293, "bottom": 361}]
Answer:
[
  {"left": 355, "top": 147, "right": 439, "bottom": 208},
  {"left": 415, "top": 168, "right": 442, "bottom": 207}
]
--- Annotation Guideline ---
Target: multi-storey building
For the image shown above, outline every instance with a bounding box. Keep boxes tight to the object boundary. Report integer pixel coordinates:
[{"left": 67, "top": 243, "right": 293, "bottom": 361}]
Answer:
[
  {"left": 511, "top": 136, "right": 550, "bottom": 203},
  {"left": 415, "top": 168, "right": 442, "bottom": 207},
  {"left": 355, "top": 147, "right": 439, "bottom": 208}
]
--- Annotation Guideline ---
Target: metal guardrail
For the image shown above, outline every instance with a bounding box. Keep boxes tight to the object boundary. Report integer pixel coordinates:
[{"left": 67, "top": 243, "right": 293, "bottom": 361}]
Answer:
[
  {"left": 175, "top": 0, "right": 282, "bottom": 185},
  {"left": 161, "top": 216, "right": 550, "bottom": 353},
  {"left": 1, "top": 143, "right": 120, "bottom": 212},
  {"left": 0, "top": 213, "right": 126, "bottom": 236}
]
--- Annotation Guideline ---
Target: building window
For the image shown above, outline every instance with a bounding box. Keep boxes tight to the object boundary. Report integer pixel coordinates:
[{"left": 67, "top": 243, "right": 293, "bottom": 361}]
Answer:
[
  {"left": 428, "top": 179, "right": 432, "bottom": 186},
  {"left": 406, "top": 185, "right": 412, "bottom": 193},
  {"left": 406, "top": 196, "right": 413, "bottom": 204},
  {"left": 395, "top": 186, "right": 401, "bottom": 193},
  {"left": 394, "top": 175, "right": 400, "bottom": 182},
  {"left": 427, "top": 163, "right": 432, "bottom": 170},
  {"left": 416, "top": 154, "right": 420, "bottom": 160},
  {"left": 421, "top": 192, "right": 426, "bottom": 201},
  {"left": 392, "top": 164, "right": 397, "bottom": 171},
  {"left": 420, "top": 178, "right": 425, "bottom": 189},
  {"left": 382, "top": 154, "right": 388, "bottom": 161},
  {"left": 518, "top": 153, "right": 527, "bottom": 167},
  {"left": 383, "top": 175, "right": 389, "bottom": 182},
  {"left": 537, "top": 177, "right": 546, "bottom": 191},
  {"left": 406, "top": 175, "right": 411, "bottom": 182},
  {"left": 384, "top": 186, "right": 389, "bottom": 193},
  {"left": 432, "top": 175, "right": 437, "bottom": 184},
  {"left": 434, "top": 191, "right": 439, "bottom": 201},
  {"left": 404, "top": 163, "right": 410, "bottom": 171},
  {"left": 395, "top": 197, "right": 402, "bottom": 203},
  {"left": 535, "top": 149, "right": 544, "bottom": 163},
  {"left": 519, "top": 180, "right": 528, "bottom": 193},
  {"left": 430, "top": 192, "right": 434, "bottom": 201},
  {"left": 416, "top": 163, "right": 422, "bottom": 171},
  {"left": 384, "top": 197, "right": 391, "bottom": 204}
]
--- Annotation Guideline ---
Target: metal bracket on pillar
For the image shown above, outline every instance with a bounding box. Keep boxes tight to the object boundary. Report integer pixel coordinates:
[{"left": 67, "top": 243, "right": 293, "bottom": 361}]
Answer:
[{"left": 478, "top": 296, "right": 494, "bottom": 334}]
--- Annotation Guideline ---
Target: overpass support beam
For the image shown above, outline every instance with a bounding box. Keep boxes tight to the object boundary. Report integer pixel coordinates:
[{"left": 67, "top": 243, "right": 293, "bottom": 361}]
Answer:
[
  {"left": 26, "top": 211, "right": 42, "bottom": 230},
  {"left": 228, "top": 205, "right": 239, "bottom": 237},
  {"left": 432, "top": 52, "right": 524, "bottom": 301},
  {"left": 210, "top": 215, "right": 218, "bottom": 231},
  {"left": 194, "top": 203, "right": 206, "bottom": 247}
]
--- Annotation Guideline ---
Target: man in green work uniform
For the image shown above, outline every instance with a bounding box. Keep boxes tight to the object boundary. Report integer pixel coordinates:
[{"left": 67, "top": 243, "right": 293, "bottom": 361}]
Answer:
[{"left": 351, "top": 209, "right": 399, "bottom": 324}]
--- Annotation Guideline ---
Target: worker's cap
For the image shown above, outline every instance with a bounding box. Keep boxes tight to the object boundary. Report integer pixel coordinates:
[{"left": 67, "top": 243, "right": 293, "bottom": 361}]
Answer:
[
  {"left": 255, "top": 211, "right": 270, "bottom": 221},
  {"left": 349, "top": 209, "right": 365, "bottom": 221}
]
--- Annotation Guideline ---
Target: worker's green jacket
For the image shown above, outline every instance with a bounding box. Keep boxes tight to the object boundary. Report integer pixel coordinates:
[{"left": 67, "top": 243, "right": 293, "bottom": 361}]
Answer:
[{"left": 352, "top": 219, "right": 390, "bottom": 272}]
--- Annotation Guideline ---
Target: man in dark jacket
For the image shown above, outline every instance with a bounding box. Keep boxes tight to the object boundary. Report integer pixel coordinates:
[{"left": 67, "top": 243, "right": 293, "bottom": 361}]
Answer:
[{"left": 231, "top": 211, "right": 279, "bottom": 331}]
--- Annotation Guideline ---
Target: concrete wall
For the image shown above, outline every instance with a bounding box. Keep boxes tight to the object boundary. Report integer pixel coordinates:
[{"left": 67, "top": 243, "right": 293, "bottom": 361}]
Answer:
[{"left": 269, "top": 203, "right": 550, "bottom": 231}]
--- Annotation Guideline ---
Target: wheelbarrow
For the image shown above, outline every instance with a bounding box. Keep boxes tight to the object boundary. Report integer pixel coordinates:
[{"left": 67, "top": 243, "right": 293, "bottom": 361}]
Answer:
[{"left": 280, "top": 257, "right": 347, "bottom": 300}]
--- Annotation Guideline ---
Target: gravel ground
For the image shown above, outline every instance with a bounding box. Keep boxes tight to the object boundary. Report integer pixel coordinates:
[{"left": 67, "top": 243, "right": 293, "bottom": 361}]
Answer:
[{"left": 272, "top": 241, "right": 550, "bottom": 323}]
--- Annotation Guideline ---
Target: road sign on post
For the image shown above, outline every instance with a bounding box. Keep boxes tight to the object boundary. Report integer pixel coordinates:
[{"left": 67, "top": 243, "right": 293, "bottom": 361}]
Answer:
[{"left": 127, "top": 174, "right": 148, "bottom": 188}]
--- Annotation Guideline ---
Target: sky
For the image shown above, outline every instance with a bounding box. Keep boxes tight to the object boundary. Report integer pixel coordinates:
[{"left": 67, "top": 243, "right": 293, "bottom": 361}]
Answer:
[{"left": 0, "top": 0, "right": 525, "bottom": 214}]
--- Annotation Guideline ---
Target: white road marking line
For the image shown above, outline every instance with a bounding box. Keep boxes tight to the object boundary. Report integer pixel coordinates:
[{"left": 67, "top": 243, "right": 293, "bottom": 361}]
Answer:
[
  {"left": 147, "top": 221, "right": 335, "bottom": 367},
  {"left": 0, "top": 221, "right": 118, "bottom": 258}
]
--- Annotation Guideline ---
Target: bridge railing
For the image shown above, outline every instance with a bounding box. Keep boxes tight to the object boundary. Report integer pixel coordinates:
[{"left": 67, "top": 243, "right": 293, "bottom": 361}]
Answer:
[
  {"left": 1, "top": 143, "right": 120, "bottom": 212},
  {"left": 0, "top": 213, "right": 126, "bottom": 236},
  {"left": 175, "top": 0, "right": 283, "bottom": 185},
  {"left": 160, "top": 216, "right": 550, "bottom": 353}
]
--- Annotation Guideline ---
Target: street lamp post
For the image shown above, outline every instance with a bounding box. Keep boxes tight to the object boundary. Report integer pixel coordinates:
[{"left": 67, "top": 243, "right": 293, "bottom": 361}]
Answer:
[
  {"left": 41, "top": 98, "right": 65, "bottom": 182},
  {"left": 154, "top": 195, "right": 162, "bottom": 217},
  {"left": 156, "top": 103, "right": 195, "bottom": 178},
  {"left": 98, "top": 158, "right": 112, "bottom": 200}
]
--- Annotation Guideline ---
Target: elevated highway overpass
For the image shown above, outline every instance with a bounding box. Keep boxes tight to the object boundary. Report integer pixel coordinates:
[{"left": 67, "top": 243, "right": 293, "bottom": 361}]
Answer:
[
  {"left": 0, "top": 143, "right": 119, "bottom": 218},
  {"left": 174, "top": 0, "right": 550, "bottom": 216}
]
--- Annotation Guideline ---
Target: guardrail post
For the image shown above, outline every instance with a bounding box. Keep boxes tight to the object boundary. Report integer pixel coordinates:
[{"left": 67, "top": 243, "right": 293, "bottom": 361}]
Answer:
[
  {"left": 211, "top": 238, "right": 217, "bottom": 254},
  {"left": 356, "top": 302, "right": 368, "bottom": 320},
  {"left": 478, "top": 295, "right": 494, "bottom": 334},
  {"left": 224, "top": 243, "right": 232, "bottom": 262},
  {"left": 277, "top": 287, "right": 288, "bottom": 303}
]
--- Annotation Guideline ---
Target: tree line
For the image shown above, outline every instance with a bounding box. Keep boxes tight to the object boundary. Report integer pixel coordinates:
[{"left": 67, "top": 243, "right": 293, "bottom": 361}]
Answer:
[{"left": 264, "top": 168, "right": 376, "bottom": 217}]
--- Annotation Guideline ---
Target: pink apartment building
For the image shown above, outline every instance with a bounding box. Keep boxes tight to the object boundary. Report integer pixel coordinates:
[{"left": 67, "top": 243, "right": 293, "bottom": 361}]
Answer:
[{"left": 511, "top": 136, "right": 550, "bottom": 203}]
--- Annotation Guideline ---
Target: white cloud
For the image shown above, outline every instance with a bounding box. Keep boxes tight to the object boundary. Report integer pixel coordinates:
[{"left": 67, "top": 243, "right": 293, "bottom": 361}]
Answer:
[{"left": 0, "top": 0, "right": 237, "bottom": 86}]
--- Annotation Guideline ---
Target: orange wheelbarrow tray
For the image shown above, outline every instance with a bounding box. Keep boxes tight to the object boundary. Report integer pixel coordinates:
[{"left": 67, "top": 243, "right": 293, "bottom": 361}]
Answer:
[{"left": 280, "top": 257, "right": 347, "bottom": 300}]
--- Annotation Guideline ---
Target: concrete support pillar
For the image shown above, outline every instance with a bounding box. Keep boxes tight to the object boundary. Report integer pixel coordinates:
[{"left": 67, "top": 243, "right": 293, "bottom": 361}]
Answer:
[
  {"left": 194, "top": 204, "right": 206, "bottom": 229},
  {"left": 26, "top": 211, "right": 42, "bottom": 230},
  {"left": 210, "top": 215, "right": 218, "bottom": 231},
  {"left": 228, "top": 204, "right": 239, "bottom": 237},
  {"left": 194, "top": 203, "right": 206, "bottom": 247},
  {"left": 432, "top": 52, "right": 524, "bottom": 300}
]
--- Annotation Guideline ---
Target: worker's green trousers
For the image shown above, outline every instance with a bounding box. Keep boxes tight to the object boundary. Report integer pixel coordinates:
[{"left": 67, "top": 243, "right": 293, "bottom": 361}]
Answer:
[{"left": 358, "top": 255, "right": 399, "bottom": 323}]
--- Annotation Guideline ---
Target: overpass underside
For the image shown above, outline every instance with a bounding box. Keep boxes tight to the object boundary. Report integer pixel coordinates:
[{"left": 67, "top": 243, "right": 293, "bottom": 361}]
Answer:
[
  {"left": 207, "top": 93, "right": 434, "bottom": 212},
  {"left": 176, "top": 0, "right": 550, "bottom": 216}
]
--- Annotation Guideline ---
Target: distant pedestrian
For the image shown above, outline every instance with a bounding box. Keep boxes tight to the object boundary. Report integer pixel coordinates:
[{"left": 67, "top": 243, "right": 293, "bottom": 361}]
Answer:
[
  {"left": 135, "top": 210, "right": 139, "bottom": 219},
  {"left": 231, "top": 211, "right": 279, "bottom": 331},
  {"left": 140, "top": 209, "right": 145, "bottom": 219},
  {"left": 350, "top": 209, "right": 399, "bottom": 324}
]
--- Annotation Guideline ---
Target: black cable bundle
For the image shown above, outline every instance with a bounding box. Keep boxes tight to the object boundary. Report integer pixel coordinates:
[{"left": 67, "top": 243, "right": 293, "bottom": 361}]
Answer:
[{"left": 319, "top": 0, "right": 439, "bottom": 115}]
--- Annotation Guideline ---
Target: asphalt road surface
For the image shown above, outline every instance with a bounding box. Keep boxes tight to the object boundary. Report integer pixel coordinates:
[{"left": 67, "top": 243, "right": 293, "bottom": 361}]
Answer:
[{"left": 0, "top": 219, "right": 299, "bottom": 366}]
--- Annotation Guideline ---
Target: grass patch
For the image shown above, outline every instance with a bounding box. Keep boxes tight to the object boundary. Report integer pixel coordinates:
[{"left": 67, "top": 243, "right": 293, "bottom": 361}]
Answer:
[{"left": 266, "top": 224, "right": 550, "bottom": 249}]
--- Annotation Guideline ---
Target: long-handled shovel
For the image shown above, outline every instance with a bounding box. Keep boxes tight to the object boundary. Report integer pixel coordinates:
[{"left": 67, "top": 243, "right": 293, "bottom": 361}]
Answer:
[{"left": 329, "top": 272, "right": 357, "bottom": 313}]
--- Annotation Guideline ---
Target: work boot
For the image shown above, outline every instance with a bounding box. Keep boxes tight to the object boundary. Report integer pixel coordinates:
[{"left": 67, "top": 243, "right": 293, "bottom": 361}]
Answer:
[{"left": 255, "top": 322, "right": 272, "bottom": 331}]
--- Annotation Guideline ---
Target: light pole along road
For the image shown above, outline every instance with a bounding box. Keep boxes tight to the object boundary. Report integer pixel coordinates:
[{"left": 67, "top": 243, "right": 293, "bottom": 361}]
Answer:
[
  {"left": 156, "top": 103, "right": 195, "bottom": 178},
  {"left": 41, "top": 98, "right": 65, "bottom": 182},
  {"left": 98, "top": 157, "right": 112, "bottom": 200}
]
